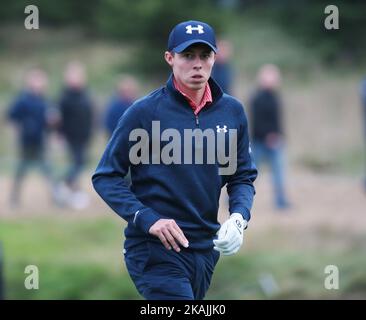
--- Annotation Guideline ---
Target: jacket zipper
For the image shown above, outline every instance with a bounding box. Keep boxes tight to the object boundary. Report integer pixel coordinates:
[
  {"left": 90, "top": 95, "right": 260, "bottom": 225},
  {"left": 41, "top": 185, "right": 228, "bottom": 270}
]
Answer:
[{"left": 195, "top": 114, "right": 199, "bottom": 126}]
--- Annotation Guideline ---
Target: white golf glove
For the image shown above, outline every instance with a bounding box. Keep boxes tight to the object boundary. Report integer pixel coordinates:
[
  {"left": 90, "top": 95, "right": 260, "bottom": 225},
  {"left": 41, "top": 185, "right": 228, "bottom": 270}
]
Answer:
[{"left": 213, "top": 213, "right": 247, "bottom": 256}]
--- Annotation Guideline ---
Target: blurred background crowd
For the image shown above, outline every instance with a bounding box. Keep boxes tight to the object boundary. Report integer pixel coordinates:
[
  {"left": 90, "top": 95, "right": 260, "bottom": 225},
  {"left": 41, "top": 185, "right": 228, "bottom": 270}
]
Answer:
[{"left": 0, "top": 0, "right": 366, "bottom": 300}]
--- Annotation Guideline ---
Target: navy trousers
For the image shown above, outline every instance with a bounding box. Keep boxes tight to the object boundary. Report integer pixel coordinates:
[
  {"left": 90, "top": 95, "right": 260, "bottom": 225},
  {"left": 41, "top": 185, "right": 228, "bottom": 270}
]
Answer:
[{"left": 124, "top": 241, "right": 220, "bottom": 300}]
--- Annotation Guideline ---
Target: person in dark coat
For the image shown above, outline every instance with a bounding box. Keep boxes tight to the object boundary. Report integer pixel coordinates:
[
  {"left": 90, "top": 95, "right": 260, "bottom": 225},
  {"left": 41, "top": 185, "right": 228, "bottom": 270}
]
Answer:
[
  {"left": 7, "top": 68, "right": 55, "bottom": 207},
  {"left": 104, "top": 76, "right": 139, "bottom": 187},
  {"left": 104, "top": 75, "right": 139, "bottom": 138},
  {"left": 57, "top": 62, "right": 94, "bottom": 209},
  {"left": 249, "top": 64, "right": 290, "bottom": 209},
  {"left": 211, "top": 39, "right": 233, "bottom": 95}
]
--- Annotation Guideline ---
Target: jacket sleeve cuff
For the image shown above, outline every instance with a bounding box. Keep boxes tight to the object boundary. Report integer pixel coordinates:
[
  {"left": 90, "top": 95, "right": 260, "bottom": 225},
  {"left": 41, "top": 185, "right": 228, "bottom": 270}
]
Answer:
[{"left": 134, "top": 207, "right": 161, "bottom": 234}]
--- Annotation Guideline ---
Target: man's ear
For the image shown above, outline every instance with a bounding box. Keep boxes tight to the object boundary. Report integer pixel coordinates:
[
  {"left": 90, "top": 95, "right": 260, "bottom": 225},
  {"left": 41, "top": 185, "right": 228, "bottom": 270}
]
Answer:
[{"left": 164, "top": 51, "right": 174, "bottom": 67}]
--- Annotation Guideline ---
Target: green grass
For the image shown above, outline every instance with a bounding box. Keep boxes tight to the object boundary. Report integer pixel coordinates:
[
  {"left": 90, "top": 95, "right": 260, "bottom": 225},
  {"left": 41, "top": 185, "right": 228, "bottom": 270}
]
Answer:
[
  {"left": 209, "top": 251, "right": 358, "bottom": 300},
  {"left": 1, "top": 217, "right": 365, "bottom": 299},
  {"left": 0, "top": 216, "right": 140, "bottom": 299}
]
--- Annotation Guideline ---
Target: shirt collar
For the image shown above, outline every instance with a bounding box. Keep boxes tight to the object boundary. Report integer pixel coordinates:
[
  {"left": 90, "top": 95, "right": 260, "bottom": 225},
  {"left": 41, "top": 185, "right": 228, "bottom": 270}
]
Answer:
[{"left": 173, "top": 77, "right": 212, "bottom": 114}]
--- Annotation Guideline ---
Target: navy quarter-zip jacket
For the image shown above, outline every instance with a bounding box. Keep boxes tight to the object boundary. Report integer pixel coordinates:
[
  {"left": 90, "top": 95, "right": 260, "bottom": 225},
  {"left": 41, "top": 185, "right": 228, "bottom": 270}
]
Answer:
[{"left": 92, "top": 75, "right": 257, "bottom": 250}]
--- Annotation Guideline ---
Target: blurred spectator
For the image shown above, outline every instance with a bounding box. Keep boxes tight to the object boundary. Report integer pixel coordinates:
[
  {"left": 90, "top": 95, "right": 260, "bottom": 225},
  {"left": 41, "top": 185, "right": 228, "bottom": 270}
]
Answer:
[
  {"left": 7, "top": 68, "right": 56, "bottom": 208},
  {"left": 361, "top": 77, "right": 366, "bottom": 191},
  {"left": 104, "top": 75, "right": 139, "bottom": 138},
  {"left": 249, "top": 64, "right": 290, "bottom": 210},
  {"left": 56, "top": 61, "right": 94, "bottom": 209},
  {"left": 211, "top": 39, "right": 233, "bottom": 94},
  {"left": 103, "top": 76, "right": 139, "bottom": 188},
  {"left": 104, "top": 76, "right": 139, "bottom": 189}
]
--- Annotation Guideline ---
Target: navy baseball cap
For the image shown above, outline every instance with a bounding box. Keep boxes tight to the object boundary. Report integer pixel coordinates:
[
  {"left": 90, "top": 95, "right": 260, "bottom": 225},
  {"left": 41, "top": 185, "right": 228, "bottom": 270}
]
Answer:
[{"left": 167, "top": 20, "right": 217, "bottom": 53}]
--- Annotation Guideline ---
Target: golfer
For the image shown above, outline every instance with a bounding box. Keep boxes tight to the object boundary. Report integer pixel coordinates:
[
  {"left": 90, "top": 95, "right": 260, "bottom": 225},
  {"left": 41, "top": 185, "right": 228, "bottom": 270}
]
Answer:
[{"left": 92, "top": 20, "right": 257, "bottom": 300}]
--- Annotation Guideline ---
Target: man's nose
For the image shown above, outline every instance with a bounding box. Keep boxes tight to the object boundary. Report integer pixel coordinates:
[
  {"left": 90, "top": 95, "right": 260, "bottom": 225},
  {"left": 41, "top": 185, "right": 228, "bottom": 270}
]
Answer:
[{"left": 193, "top": 57, "right": 202, "bottom": 69}]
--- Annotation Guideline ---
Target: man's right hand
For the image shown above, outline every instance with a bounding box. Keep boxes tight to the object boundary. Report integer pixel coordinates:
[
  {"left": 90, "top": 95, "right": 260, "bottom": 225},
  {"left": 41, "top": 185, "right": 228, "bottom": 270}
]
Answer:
[{"left": 149, "top": 219, "right": 189, "bottom": 252}]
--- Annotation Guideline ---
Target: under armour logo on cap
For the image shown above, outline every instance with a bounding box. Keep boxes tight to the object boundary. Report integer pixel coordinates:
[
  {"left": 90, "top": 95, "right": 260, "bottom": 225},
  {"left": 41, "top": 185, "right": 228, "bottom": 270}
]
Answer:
[
  {"left": 216, "top": 125, "right": 228, "bottom": 133},
  {"left": 167, "top": 20, "right": 217, "bottom": 53},
  {"left": 186, "top": 24, "right": 204, "bottom": 34}
]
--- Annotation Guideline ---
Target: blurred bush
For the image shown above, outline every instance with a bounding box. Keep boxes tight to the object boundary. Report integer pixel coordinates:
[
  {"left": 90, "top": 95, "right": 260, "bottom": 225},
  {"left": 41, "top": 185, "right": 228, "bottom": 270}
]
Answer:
[
  {"left": 0, "top": 0, "right": 224, "bottom": 75},
  {"left": 2, "top": 0, "right": 366, "bottom": 72},
  {"left": 244, "top": 0, "right": 366, "bottom": 66},
  {"left": 0, "top": 0, "right": 99, "bottom": 27},
  {"left": 94, "top": 0, "right": 224, "bottom": 74}
]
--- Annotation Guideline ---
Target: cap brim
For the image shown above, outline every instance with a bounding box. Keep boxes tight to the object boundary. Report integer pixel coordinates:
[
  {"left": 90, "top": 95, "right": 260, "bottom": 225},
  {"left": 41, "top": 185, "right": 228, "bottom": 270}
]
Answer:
[{"left": 172, "top": 40, "right": 217, "bottom": 53}]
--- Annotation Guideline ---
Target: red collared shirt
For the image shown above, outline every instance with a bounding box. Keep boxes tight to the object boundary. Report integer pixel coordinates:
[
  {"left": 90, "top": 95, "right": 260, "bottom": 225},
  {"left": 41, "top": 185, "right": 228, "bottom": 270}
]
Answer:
[{"left": 173, "top": 77, "right": 212, "bottom": 115}]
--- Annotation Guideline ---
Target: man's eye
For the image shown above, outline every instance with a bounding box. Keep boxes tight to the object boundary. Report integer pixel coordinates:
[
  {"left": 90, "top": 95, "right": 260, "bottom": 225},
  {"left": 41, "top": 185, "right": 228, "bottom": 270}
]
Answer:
[
  {"left": 184, "top": 53, "right": 194, "bottom": 59},
  {"left": 201, "top": 54, "right": 210, "bottom": 59}
]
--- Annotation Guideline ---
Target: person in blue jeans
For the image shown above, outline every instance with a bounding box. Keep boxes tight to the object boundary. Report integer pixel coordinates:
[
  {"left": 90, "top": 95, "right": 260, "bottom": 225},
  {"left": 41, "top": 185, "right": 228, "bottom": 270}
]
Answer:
[
  {"left": 249, "top": 64, "right": 290, "bottom": 210},
  {"left": 7, "top": 68, "right": 55, "bottom": 207},
  {"left": 92, "top": 20, "right": 257, "bottom": 300}
]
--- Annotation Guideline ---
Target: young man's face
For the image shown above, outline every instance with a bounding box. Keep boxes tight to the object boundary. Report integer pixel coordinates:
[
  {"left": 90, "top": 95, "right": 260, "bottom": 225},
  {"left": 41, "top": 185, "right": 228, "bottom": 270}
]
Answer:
[{"left": 165, "top": 43, "right": 216, "bottom": 91}]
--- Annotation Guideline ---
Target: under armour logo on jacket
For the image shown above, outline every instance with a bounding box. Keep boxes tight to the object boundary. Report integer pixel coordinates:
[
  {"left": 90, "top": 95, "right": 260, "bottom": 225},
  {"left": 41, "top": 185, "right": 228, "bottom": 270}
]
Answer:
[
  {"left": 186, "top": 25, "right": 204, "bottom": 34},
  {"left": 216, "top": 125, "right": 228, "bottom": 133}
]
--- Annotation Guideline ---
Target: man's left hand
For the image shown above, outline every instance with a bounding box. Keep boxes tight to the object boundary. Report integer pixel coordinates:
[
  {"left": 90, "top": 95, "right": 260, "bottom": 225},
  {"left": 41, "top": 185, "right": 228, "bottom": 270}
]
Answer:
[{"left": 213, "top": 213, "right": 247, "bottom": 256}]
